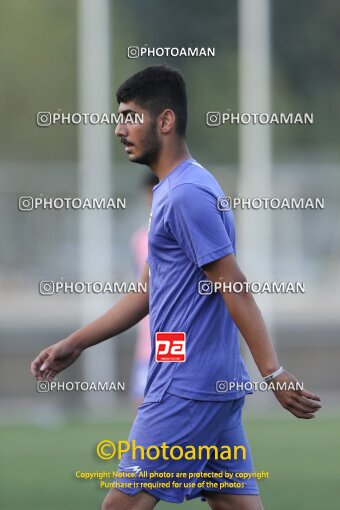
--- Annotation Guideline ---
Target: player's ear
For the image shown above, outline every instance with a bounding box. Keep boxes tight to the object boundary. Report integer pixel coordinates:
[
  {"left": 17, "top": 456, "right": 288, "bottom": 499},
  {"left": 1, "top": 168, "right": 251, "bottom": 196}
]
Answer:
[{"left": 159, "top": 109, "right": 176, "bottom": 134}]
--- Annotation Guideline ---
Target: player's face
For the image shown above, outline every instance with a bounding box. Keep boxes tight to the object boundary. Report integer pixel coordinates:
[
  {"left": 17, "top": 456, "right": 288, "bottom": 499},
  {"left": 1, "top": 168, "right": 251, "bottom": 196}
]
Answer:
[{"left": 115, "top": 101, "right": 162, "bottom": 166}]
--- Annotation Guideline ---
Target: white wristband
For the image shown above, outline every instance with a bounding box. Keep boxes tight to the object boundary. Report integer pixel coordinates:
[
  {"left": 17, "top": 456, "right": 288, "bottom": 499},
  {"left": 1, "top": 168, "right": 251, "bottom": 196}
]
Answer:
[{"left": 263, "top": 366, "right": 285, "bottom": 382}]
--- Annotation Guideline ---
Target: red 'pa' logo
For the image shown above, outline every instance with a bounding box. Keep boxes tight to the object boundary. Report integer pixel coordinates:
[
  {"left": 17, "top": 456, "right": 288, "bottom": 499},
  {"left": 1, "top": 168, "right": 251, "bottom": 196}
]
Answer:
[{"left": 155, "top": 332, "right": 186, "bottom": 362}]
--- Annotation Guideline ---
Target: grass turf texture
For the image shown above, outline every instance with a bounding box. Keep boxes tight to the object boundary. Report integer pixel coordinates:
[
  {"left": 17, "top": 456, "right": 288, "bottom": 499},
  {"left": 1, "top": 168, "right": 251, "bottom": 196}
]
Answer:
[{"left": 0, "top": 415, "right": 337, "bottom": 509}]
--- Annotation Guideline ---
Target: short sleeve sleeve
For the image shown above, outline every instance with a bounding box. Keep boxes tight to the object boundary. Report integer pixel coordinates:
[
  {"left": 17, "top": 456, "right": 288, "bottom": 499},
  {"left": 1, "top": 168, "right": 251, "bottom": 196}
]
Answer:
[{"left": 164, "top": 184, "right": 234, "bottom": 267}]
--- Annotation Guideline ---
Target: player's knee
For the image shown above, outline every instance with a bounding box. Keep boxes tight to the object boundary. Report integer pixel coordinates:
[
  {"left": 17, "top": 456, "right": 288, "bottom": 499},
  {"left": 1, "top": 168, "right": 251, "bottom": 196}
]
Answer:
[
  {"left": 101, "top": 490, "right": 127, "bottom": 510},
  {"left": 205, "top": 493, "right": 263, "bottom": 510},
  {"left": 101, "top": 493, "right": 114, "bottom": 510}
]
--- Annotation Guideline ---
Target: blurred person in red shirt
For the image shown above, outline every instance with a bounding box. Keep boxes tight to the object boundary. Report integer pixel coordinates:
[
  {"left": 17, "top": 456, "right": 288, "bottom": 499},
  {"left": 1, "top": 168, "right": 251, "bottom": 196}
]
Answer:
[{"left": 130, "top": 173, "right": 158, "bottom": 410}]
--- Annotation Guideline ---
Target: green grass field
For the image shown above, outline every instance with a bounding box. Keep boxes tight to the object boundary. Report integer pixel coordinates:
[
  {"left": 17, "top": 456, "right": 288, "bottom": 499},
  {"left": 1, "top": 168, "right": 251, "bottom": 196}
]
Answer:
[{"left": 0, "top": 414, "right": 338, "bottom": 509}]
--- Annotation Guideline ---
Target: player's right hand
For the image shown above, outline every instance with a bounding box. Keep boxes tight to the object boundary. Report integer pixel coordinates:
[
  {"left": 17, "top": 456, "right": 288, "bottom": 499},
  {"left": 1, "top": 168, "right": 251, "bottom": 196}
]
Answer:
[
  {"left": 30, "top": 339, "right": 83, "bottom": 381},
  {"left": 272, "top": 370, "right": 322, "bottom": 419}
]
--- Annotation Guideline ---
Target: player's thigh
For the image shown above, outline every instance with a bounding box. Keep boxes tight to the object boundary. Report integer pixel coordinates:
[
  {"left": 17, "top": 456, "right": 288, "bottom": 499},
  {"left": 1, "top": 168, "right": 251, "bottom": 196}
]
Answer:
[
  {"left": 102, "top": 488, "right": 158, "bottom": 510},
  {"left": 204, "top": 492, "right": 264, "bottom": 510}
]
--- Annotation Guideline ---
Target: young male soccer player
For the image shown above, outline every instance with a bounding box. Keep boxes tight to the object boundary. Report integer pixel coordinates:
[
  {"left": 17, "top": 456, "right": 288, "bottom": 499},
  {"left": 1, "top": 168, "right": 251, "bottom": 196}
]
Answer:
[{"left": 31, "top": 65, "right": 322, "bottom": 510}]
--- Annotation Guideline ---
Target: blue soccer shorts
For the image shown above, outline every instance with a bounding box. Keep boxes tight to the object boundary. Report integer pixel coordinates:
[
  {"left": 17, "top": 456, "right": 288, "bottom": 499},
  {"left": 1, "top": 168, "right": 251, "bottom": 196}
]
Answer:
[{"left": 113, "top": 392, "right": 259, "bottom": 503}]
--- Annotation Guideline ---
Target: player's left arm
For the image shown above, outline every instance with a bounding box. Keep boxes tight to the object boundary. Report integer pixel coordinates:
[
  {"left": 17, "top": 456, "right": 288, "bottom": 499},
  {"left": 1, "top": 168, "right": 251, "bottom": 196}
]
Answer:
[{"left": 203, "top": 253, "right": 322, "bottom": 419}]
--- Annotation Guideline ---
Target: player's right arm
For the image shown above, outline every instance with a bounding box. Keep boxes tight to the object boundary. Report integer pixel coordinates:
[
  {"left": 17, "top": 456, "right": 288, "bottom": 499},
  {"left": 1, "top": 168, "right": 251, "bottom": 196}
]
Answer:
[
  {"left": 30, "top": 262, "right": 150, "bottom": 381},
  {"left": 204, "top": 254, "right": 322, "bottom": 419}
]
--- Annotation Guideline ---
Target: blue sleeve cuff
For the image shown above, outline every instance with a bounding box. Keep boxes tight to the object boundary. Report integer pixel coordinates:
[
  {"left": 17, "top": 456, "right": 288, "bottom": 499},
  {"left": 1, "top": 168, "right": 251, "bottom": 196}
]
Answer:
[{"left": 197, "top": 244, "right": 234, "bottom": 268}]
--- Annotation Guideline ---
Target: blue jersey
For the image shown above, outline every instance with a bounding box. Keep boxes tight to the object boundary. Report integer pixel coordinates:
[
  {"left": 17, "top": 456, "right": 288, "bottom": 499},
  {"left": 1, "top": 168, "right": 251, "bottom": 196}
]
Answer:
[{"left": 145, "top": 159, "right": 250, "bottom": 402}]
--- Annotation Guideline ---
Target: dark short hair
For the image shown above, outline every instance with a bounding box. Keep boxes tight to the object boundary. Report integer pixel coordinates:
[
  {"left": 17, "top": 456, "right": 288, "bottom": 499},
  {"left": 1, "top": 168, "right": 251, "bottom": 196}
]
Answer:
[{"left": 116, "top": 65, "right": 187, "bottom": 137}]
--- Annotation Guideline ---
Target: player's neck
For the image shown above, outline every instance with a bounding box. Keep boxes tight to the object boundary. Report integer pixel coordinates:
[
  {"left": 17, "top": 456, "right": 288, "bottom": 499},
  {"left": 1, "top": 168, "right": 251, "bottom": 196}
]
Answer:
[{"left": 150, "top": 141, "right": 192, "bottom": 181}]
